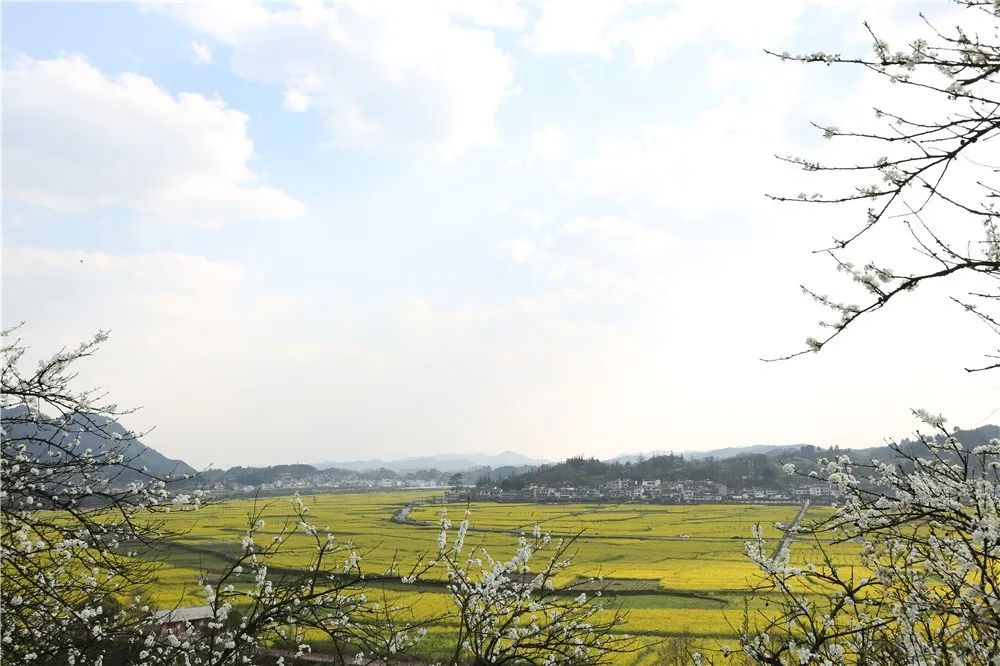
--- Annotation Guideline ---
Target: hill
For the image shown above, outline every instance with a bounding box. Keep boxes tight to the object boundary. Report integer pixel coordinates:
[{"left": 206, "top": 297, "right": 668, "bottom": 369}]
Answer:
[
  {"left": 314, "top": 450, "right": 545, "bottom": 473},
  {"left": 1, "top": 405, "right": 195, "bottom": 481},
  {"left": 498, "top": 425, "right": 1000, "bottom": 490},
  {"left": 608, "top": 443, "right": 809, "bottom": 463},
  {"left": 499, "top": 452, "right": 788, "bottom": 490}
]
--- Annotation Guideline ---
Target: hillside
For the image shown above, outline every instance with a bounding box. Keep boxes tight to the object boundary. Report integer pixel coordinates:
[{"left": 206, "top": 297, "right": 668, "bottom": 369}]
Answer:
[
  {"left": 314, "top": 450, "right": 545, "bottom": 472},
  {"left": 608, "top": 443, "right": 809, "bottom": 463},
  {"left": 498, "top": 452, "right": 789, "bottom": 490},
  {"left": 498, "top": 425, "right": 1000, "bottom": 490},
  {"left": 1, "top": 405, "right": 196, "bottom": 481}
]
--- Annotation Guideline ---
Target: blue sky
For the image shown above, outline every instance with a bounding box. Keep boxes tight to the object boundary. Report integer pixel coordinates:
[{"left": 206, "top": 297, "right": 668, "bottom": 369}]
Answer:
[{"left": 3, "top": 1, "right": 996, "bottom": 467}]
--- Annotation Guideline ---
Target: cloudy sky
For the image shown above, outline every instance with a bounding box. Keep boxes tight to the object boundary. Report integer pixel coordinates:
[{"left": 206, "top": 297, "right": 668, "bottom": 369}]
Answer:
[{"left": 3, "top": 1, "right": 996, "bottom": 468}]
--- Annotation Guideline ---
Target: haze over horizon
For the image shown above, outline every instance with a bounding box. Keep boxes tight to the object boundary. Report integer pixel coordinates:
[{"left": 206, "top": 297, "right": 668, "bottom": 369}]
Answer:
[{"left": 3, "top": 1, "right": 997, "bottom": 468}]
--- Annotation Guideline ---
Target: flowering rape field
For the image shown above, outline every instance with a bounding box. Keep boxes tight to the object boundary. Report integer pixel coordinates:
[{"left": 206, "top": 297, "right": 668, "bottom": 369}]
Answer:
[{"left": 149, "top": 492, "right": 812, "bottom": 661}]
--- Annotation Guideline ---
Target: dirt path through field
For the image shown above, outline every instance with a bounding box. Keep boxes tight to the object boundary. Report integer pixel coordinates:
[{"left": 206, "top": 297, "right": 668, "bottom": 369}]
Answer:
[{"left": 771, "top": 500, "right": 809, "bottom": 559}]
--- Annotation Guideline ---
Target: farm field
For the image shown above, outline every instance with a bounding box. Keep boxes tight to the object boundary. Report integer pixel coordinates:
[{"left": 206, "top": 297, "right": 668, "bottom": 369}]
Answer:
[{"left": 148, "top": 492, "right": 829, "bottom": 663}]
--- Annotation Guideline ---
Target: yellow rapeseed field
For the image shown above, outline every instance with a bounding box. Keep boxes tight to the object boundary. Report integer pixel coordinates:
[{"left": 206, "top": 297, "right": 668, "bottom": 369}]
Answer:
[{"left": 146, "top": 492, "right": 843, "bottom": 662}]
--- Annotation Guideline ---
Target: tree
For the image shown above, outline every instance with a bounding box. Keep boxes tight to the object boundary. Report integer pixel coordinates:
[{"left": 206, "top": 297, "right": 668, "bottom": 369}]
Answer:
[
  {"left": 430, "top": 508, "right": 639, "bottom": 665},
  {"left": 766, "top": 0, "right": 1000, "bottom": 372},
  {"left": 739, "top": 412, "right": 1000, "bottom": 664},
  {"left": 734, "top": 4, "right": 1000, "bottom": 662},
  {"left": 0, "top": 328, "right": 197, "bottom": 664}
]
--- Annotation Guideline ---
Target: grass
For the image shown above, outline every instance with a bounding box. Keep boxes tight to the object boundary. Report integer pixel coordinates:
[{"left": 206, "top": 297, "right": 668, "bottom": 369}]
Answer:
[{"left": 142, "top": 491, "right": 846, "bottom": 662}]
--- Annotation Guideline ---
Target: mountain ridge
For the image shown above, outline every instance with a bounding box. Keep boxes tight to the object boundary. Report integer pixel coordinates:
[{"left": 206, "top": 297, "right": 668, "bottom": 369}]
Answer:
[
  {"left": 313, "top": 450, "right": 546, "bottom": 473},
  {"left": 496, "top": 425, "right": 1000, "bottom": 491},
  {"left": 608, "top": 442, "right": 811, "bottom": 463},
  {"left": 1, "top": 405, "right": 196, "bottom": 481}
]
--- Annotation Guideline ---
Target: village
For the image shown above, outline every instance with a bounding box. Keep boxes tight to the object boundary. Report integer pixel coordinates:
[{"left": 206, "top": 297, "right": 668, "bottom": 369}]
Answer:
[
  {"left": 468, "top": 478, "right": 840, "bottom": 505},
  {"left": 198, "top": 466, "right": 841, "bottom": 505}
]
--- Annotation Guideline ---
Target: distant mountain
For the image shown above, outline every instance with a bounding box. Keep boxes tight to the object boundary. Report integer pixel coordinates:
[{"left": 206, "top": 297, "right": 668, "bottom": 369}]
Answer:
[
  {"left": 1, "top": 405, "right": 196, "bottom": 481},
  {"left": 848, "top": 424, "right": 1000, "bottom": 464},
  {"left": 608, "top": 425, "right": 1000, "bottom": 464},
  {"left": 608, "top": 443, "right": 809, "bottom": 464},
  {"left": 685, "top": 443, "right": 811, "bottom": 459},
  {"left": 314, "top": 451, "right": 546, "bottom": 473}
]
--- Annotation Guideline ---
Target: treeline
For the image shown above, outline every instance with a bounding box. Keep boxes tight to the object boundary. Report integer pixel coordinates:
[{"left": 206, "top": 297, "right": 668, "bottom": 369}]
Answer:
[
  {"left": 198, "top": 462, "right": 538, "bottom": 488},
  {"left": 495, "top": 451, "right": 796, "bottom": 490},
  {"left": 198, "top": 463, "right": 437, "bottom": 486},
  {"left": 494, "top": 425, "right": 1000, "bottom": 490}
]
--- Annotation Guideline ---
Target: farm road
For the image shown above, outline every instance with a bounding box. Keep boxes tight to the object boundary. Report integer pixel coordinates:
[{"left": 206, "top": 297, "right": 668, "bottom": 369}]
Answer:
[{"left": 772, "top": 500, "right": 810, "bottom": 559}]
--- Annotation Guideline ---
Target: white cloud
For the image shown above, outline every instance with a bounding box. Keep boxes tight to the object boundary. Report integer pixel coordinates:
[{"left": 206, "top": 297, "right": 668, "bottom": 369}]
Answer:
[
  {"left": 531, "top": 0, "right": 625, "bottom": 59},
  {"left": 530, "top": 125, "right": 569, "bottom": 162},
  {"left": 530, "top": 0, "right": 804, "bottom": 65},
  {"left": 559, "top": 215, "right": 672, "bottom": 258},
  {"left": 2, "top": 56, "right": 304, "bottom": 227},
  {"left": 189, "top": 40, "right": 212, "bottom": 64},
  {"left": 570, "top": 54, "right": 806, "bottom": 216},
  {"left": 169, "top": 1, "right": 517, "bottom": 160},
  {"left": 502, "top": 214, "right": 674, "bottom": 291},
  {"left": 519, "top": 209, "right": 553, "bottom": 228},
  {"left": 393, "top": 296, "right": 433, "bottom": 330},
  {"left": 282, "top": 89, "right": 312, "bottom": 113},
  {"left": 3, "top": 247, "right": 252, "bottom": 341},
  {"left": 501, "top": 238, "right": 538, "bottom": 263},
  {"left": 447, "top": 0, "right": 527, "bottom": 29}
]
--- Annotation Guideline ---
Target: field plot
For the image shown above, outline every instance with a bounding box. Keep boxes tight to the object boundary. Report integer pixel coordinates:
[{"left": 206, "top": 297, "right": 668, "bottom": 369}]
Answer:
[
  {"left": 150, "top": 493, "right": 818, "bottom": 661},
  {"left": 407, "top": 502, "right": 798, "bottom": 591},
  {"left": 409, "top": 502, "right": 792, "bottom": 538}
]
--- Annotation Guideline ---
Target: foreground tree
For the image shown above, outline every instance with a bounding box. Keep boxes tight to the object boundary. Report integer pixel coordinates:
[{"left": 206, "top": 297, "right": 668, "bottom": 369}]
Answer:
[
  {"left": 767, "top": 0, "right": 1000, "bottom": 372},
  {"left": 433, "top": 508, "right": 638, "bottom": 665},
  {"left": 0, "top": 328, "right": 197, "bottom": 664},
  {"left": 736, "top": 3, "right": 1000, "bottom": 664},
  {"left": 740, "top": 412, "right": 1000, "bottom": 664}
]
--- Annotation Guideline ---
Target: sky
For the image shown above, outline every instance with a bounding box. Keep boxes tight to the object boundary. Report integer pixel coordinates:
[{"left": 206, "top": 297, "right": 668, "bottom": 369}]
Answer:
[{"left": 3, "top": 1, "right": 997, "bottom": 469}]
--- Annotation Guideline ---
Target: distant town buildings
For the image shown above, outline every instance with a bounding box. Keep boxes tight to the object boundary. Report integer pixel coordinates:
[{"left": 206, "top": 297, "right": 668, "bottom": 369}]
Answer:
[
  {"left": 203, "top": 471, "right": 447, "bottom": 494},
  {"left": 472, "top": 478, "right": 840, "bottom": 504},
  {"left": 201, "top": 468, "right": 840, "bottom": 505}
]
